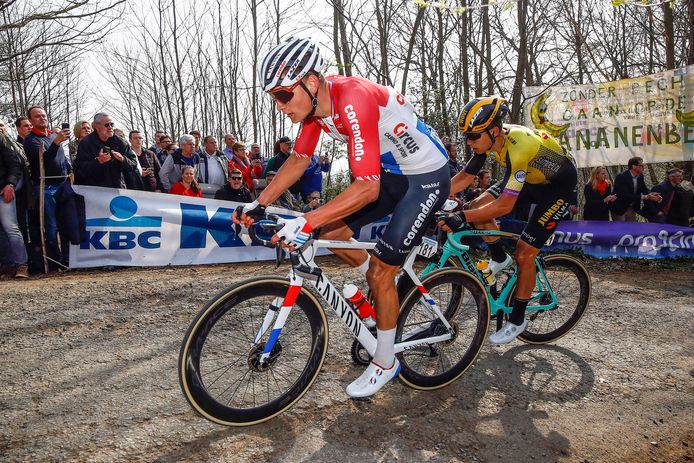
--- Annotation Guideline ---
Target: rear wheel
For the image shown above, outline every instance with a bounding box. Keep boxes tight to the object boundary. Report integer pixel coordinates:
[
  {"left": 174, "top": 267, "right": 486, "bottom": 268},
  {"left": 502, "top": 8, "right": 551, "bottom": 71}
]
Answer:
[
  {"left": 511, "top": 255, "right": 591, "bottom": 344},
  {"left": 395, "top": 268, "right": 489, "bottom": 390}
]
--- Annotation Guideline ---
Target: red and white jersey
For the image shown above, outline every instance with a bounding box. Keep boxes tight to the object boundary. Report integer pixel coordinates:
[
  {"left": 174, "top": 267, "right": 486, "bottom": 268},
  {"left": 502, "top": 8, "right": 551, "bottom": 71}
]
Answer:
[{"left": 293, "top": 75, "right": 448, "bottom": 180}]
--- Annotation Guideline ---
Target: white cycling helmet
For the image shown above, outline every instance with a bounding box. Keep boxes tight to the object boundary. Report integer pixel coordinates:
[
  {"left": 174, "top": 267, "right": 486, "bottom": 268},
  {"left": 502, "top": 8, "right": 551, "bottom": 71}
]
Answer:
[{"left": 260, "top": 37, "right": 325, "bottom": 92}]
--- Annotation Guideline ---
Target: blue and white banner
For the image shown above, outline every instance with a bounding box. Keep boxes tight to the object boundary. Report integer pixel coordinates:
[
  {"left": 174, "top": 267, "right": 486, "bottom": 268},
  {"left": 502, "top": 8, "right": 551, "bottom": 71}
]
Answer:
[
  {"left": 69, "top": 186, "right": 385, "bottom": 268},
  {"left": 70, "top": 187, "right": 692, "bottom": 268}
]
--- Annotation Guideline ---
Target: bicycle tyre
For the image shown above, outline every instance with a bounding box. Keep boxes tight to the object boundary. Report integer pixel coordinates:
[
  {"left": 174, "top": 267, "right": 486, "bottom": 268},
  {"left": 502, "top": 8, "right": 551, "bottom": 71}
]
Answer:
[
  {"left": 178, "top": 277, "right": 328, "bottom": 426},
  {"left": 511, "top": 255, "right": 591, "bottom": 344},
  {"left": 396, "top": 268, "right": 489, "bottom": 390}
]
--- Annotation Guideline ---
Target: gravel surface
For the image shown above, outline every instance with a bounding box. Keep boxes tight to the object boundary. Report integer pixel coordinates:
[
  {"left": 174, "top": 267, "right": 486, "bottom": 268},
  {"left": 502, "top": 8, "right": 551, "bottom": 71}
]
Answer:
[{"left": 1, "top": 256, "right": 692, "bottom": 463}]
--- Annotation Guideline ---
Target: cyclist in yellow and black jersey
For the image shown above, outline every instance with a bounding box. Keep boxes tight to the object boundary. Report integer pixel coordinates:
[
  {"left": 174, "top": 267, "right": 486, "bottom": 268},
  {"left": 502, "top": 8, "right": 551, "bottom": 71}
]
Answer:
[{"left": 442, "top": 96, "right": 578, "bottom": 344}]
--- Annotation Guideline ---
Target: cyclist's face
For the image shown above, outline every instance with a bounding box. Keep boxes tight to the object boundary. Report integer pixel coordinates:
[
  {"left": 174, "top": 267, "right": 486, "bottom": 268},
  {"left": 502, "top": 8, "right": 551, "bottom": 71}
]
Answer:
[
  {"left": 466, "top": 131, "right": 491, "bottom": 153},
  {"left": 272, "top": 77, "right": 315, "bottom": 123}
]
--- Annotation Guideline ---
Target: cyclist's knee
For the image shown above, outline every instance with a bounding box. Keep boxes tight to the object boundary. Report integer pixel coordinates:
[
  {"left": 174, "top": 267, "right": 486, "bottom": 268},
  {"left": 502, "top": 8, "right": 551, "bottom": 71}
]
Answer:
[{"left": 514, "top": 241, "right": 539, "bottom": 267}]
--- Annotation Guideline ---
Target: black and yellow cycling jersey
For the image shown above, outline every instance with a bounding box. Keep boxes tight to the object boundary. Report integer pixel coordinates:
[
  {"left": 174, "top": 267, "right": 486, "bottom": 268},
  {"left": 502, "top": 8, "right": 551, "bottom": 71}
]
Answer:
[{"left": 464, "top": 124, "right": 575, "bottom": 197}]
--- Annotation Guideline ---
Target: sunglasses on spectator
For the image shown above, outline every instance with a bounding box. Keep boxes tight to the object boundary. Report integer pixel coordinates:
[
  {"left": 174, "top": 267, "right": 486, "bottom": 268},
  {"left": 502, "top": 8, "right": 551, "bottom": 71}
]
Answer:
[
  {"left": 231, "top": 176, "right": 243, "bottom": 180},
  {"left": 269, "top": 81, "right": 302, "bottom": 104},
  {"left": 102, "top": 122, "right": 115, "bottom": 128},
  {"left": 464, "top": 132, "right": 483, "bottom": 141}
]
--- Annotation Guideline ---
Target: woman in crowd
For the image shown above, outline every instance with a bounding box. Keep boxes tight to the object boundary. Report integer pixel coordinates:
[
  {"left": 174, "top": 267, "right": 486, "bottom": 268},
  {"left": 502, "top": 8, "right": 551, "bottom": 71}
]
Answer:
[
  {"left": 169, "top": 166, "right": 202, "bottom": 197},
  {"left": 69, "top": 120, "right": 92, "bottom": 162},
  {"left": 583, "top": 166, "right": 617, "bottom": 220}
]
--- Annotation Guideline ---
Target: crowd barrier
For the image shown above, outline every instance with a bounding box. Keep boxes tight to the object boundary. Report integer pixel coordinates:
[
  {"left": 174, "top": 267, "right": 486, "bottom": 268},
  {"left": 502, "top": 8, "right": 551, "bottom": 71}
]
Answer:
[{"left": 69, "top": 186, "right": 694, "bottom": 268}]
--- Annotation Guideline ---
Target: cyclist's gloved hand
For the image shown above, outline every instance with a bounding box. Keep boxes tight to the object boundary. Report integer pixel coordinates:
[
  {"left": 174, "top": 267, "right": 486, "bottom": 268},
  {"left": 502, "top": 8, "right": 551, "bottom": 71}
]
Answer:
[
  {"left": 438, "top": 212, "right": 467, "bottom": 232},
  {"left": 233, "top": 200, "right": 266, "bottom": 234},
  {"left": 275, "top": 216, "right": 313, "bottom": 249},
  {"left": 234, "top": 200, "right": 266, "bottom": 223}
]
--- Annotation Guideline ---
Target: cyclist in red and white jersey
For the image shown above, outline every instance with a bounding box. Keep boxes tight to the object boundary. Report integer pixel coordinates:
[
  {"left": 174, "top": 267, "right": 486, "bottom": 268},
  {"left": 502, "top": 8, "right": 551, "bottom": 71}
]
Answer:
[{"left": 234, "top": 37, "right": 450, "bottom": 398}]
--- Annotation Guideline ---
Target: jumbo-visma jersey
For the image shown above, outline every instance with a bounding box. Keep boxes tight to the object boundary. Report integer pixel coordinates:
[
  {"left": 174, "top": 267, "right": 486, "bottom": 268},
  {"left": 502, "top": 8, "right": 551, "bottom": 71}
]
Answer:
[{"left": 293, "top": 75, "right": 448, "bottom": 180}]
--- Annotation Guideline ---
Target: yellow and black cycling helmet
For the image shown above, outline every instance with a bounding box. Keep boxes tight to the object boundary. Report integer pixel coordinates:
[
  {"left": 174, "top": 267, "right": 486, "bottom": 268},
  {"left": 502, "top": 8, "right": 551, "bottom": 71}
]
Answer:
[{"left": 457, "top": 96, "right": 509, "bottom": 134}]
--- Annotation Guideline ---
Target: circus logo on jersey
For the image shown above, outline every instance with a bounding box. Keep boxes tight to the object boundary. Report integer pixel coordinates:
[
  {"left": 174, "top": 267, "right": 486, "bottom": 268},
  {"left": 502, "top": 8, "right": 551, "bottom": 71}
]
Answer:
[
  {"left": 393, "top": 123, "right": 408, "bottom": 137},
  {"left": 396, "top": 93, "right": 405, "bottom": 105}
]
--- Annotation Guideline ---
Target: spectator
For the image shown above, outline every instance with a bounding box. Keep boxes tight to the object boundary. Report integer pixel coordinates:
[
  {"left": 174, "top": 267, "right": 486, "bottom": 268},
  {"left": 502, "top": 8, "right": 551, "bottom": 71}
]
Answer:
[
  {"left": 644, "top": 168, "right": 693, "bottom": 226},
  {"left": 23, "top": 106, "right": 71, "bottom": 266},
  {"left": 265, "top": 170, "right": 299, "bottom": 210},
  {"left": 612, "top": 156, "right": 662, "bottom": 221},
  {"left": 478, "top": 169, "right": 492, "bottom": 191},
  {"left": 0, "top": 120, "right": 6, "bottom": 134},
  {"left": 68, "top": 120, "right": 92, "bottom": 162},
  {"left": 229, "top": 141, "right": 263, "bottom": 192},
  {"left": 74, "top": 113, "right": 139, "bottom": 189},
  {"left": 0, "top": 132, "right": 29, "bottom": 277},
  {"left": 14, "top": 117, "right": 32, "bottom": 145},
  {"left": 190, "top": 130, "right": 202, "bottom": 152},
  {"left": 302, "top": 190, "right": 322, "bottom": 213},
  {"left": 9, "top": 120, "right": 33, "bottom": 250},
  {"left": 583, "top": 166, "right": 616, "bottom": 221},
  {"left": 249, "top": 142, "right": 262, "bottom": 159},
  {"left": 198, "top": 135, "right": 228, "bottom": 196},
  {"left": 159, "top": 134, "right": 200, "bottom": 191},
  {"left": 222, "top": 133, "right": 237, "bottom": 161},
  {"left": 263, "top": 136, "right": 292, "bottom": 178},
  {"left": 150, "top": 130, "right": 167, "bottom": 165},
  {"left": 113, "top": 128, "right": 127, "bottom": 142},
  {"left": 214, "top": 168, "right": 252, "bottom": 203},
  {"left": 161, "top": 138, "right": 176, "bottom": 160},
  {"left": 130, "top": 130, "right": 163, "bottom": 192},
  {"left": 299, "top": 153, "right": 330, "bottom": 203},
  {"left": 169, "top": 165, "right": 202, "bottom": 197},
  {"left": 445, "top": 142, "right": 460, "bottom": 178},
  {"left": 463, "top": 176, "right": 480, "bottom": 202}
]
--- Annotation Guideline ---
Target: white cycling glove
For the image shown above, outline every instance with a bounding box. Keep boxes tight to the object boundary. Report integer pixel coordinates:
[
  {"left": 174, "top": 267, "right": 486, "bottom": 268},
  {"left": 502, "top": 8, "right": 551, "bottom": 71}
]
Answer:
[{"left": 276, "top": 216, "right": 314, "bottom": 248}]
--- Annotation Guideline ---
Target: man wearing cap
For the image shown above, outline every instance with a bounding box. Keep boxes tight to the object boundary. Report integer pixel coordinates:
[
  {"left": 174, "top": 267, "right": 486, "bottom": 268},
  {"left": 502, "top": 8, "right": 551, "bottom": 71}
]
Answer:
[{"left": 262, "top": 136, "right": 292, "bottom": 178}]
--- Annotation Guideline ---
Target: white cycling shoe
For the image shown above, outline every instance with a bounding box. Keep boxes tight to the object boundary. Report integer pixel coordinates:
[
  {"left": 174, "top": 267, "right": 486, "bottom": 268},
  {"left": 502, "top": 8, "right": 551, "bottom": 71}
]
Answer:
[
  {"left": 489, "top": 320, "right": 529, "bottom": 345},
  {"left": 488, "top": 254, "right": 513, "bottom": 276},
  {"left": 346, "top": 359, "right": 401, "bottom": 398}
]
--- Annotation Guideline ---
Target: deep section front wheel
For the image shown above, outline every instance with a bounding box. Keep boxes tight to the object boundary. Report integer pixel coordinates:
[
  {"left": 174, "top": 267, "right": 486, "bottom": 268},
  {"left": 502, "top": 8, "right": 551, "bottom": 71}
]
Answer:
[
  {"left": 178, "top": 277, "right": 328, "bottom": 426},
  {"left": 396, "top": 268, "right": 489, "bottom": 390}
]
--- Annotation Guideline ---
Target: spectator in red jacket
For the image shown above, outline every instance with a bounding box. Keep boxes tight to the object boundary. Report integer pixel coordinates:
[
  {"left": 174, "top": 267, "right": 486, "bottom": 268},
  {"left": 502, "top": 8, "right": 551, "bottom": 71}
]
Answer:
[
  {"left": 169, "top": 166, "right": 202, "bottom": 197},
  {"left": 228, "top": 142, "right": 262, "bottom": 192}
]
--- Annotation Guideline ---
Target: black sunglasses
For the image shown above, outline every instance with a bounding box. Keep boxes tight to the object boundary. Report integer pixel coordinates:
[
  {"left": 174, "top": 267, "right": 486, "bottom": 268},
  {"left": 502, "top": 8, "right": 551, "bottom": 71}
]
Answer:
[
  {"left": 231, "top": 176, "right": 243, "bottom": 180},
  {"left": 102, "top": 122, "right": 115, "bottom": 128},
  {"left": 464, "top": 132, "right": 483, "bottom": 141}
]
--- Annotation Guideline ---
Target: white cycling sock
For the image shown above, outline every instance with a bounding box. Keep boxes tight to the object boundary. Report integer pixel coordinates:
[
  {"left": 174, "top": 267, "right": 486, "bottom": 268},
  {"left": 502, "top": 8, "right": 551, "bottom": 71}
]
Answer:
[
  {"left": 373, "top": 328, "right": 396, "bottom": 368},
  {"left": 355, "top": 254, "right": 371, "bottom": 276}
]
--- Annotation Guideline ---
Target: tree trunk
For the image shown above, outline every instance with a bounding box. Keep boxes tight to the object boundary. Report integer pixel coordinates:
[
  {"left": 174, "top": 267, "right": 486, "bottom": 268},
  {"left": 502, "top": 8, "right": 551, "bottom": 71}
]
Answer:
[
  {"left": 661, "top": 1, "right": 675, "bottom": 70},
  {"left": 510, "top": 0, "right": 527, "bottom": 124},
  {"left": 401, "top": 4, "right": 425, "bottom": 96}
]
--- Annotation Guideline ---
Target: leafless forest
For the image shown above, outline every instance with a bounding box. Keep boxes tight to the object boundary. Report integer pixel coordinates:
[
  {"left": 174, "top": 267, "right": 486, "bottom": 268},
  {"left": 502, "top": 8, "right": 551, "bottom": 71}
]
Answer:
[{"left": 1, "top": 0, "right": 692, "bottom": 152}]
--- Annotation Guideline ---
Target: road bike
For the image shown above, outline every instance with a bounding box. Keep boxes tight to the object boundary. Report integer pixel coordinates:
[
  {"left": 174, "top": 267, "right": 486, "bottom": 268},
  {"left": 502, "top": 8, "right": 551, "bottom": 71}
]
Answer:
[
  {"left": 353, "top": 225, "right": 591, "bottom": 365},
  {"left": 178, "top": 216, "right": 490, "bottom": 426}
]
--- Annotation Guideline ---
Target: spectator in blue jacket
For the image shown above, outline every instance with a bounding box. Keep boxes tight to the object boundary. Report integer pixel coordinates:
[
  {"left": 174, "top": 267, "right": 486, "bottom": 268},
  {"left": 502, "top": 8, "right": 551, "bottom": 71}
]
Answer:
[
  {"left": 299, "top": 153, "right": 330, "bottom": 203},
  {"left": 23, "top": 106, "right": 71, "bottom": 267}
]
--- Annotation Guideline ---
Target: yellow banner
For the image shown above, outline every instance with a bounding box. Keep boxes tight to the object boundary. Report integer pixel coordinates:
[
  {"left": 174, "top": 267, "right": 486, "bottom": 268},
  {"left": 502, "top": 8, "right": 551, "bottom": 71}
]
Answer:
[{"left": 524, "top": 65, "right": 694, "bottom": 168}]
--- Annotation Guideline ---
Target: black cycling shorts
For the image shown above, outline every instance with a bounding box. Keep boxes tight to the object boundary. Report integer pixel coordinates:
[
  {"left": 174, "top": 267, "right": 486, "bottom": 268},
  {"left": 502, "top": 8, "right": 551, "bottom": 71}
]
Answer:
[
  {"left": 486, "top": 162, "right": 577, "bottom": 249},
  {"left": 344, "top": 165, "right": 450, "bottom": 266}
]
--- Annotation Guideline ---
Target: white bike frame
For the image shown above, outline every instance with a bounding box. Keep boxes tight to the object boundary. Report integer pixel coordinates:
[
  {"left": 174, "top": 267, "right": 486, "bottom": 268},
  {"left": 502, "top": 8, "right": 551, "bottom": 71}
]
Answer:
[{"left": 254, "top": 237, "right": 454, "bottom": 363}]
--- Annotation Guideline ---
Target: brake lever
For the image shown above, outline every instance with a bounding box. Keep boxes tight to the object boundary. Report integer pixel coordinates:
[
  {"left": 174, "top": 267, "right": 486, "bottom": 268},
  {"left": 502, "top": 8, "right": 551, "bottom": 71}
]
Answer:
[{"left": 275, "top": 239, "right": 286, "bottom": 267}]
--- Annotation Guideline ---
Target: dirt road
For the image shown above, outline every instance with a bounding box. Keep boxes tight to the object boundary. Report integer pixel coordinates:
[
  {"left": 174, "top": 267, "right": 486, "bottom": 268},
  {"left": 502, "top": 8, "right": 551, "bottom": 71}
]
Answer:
[{"left": 1, "top": 257, "right": 692, "bottom": 462}]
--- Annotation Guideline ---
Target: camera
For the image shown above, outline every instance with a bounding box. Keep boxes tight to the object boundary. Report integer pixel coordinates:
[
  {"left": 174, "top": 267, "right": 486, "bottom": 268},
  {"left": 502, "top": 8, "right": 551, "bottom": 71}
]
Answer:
[{"left": 61, "top": 122, "right": 70, "bottom": 130}]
